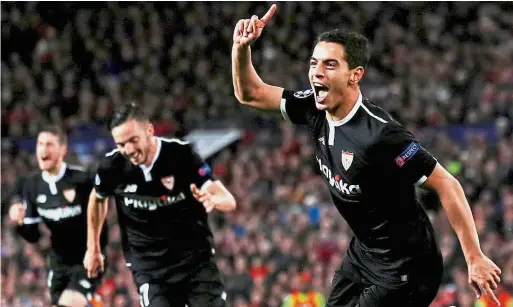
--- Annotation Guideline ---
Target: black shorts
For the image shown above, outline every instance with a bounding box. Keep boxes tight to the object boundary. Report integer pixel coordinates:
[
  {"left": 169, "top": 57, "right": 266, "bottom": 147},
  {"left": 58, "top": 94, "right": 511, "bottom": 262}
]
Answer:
[
  {"left": 47, "top": 264, "right": 103, "bottom": 305},
  {"left": 327, "top": 256, "right": 442, "bottom": 307},
  {"left": 132, "top": 259, "right": 227, "bottom": 307}
]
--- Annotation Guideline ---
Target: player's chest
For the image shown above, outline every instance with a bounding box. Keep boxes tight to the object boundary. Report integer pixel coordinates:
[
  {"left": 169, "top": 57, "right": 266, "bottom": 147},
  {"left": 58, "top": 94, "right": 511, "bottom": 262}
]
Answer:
[
  {"left": 314, "top": 127, "right": 371, "bottom": 197},
  {"left": 114, "top": 163, "right": 191, "bottom": 212},
  {"left": 33, "top": 181, "right": 85, "bottom": 222},
  {"left": 115, "top": 163, "right": 186, "bottom": 196}
]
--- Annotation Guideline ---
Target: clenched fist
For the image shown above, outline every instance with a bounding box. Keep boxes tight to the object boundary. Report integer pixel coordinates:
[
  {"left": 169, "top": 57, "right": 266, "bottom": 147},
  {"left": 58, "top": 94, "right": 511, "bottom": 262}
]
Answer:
[{"left": 9, "top": 203, "right": 26, "bottom": 225}]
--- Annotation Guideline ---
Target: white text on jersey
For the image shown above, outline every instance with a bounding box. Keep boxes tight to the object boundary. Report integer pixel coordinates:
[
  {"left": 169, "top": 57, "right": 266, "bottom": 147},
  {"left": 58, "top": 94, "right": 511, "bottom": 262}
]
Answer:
[
  {"left": 123, "top": 192, "right": 186, "bottom": 211},
  {"left": 37, "top": 205, "right": 82, "bottom": 221},
  {"left": 316, "top": 156, "right": 361, "bottom": 195}
]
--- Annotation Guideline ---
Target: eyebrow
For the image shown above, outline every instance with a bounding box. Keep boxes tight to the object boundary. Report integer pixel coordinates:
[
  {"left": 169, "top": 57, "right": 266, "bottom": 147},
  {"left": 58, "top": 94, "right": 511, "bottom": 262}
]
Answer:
[
  {"left": 116, "top": 136, "right": 139, "bottom": 145},
  {"left": 310, "top": 57, "right": 339, "bottom": 63}
]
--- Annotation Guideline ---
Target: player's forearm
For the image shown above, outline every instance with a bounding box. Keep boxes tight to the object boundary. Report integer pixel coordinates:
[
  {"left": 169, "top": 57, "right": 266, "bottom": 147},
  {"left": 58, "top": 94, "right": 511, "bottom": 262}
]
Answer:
[
  {"left": 87, "top": 191, "right": 108, "bottom": 251},
  {"left": 440, "top": 178, "right": 483, "bottom": 262},
  {"left": 232, "top": 44, "right": 265, "bottom": 103}
]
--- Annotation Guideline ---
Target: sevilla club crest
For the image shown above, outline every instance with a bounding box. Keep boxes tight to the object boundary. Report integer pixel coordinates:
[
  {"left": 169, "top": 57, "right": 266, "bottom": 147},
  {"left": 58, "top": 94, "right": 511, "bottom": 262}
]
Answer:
[
  {"left": 161, "top": 176, "right": 175, "bottom": 191},
  {"left": 63, "top": 189, "right": 76, "bottom": 203},
  {"left": 341, "top": 151, "right": 354, "bottom": 171}
]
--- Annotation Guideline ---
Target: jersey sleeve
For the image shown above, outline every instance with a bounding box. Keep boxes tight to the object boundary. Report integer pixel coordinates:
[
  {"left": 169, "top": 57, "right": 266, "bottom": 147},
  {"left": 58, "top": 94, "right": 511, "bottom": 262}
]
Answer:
[
  {"left": 280, "top": 89, "right": 319, "bottom": 126},
  {"left": 179, "top": 143, "right": 216, "bottom": 190},
  {"left": 17, "top": 181, "right": 42, "bottom": 243},
  {"left": 373, "top": 124, "right": 437, "bottom": 187},
  {"left": 94, "top": 156, "right": 119, "bottom": 199}
]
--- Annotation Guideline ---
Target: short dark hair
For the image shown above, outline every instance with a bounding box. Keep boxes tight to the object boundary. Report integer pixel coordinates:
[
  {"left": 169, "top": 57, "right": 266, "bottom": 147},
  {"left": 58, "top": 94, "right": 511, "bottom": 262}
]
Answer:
[
  {"left": 315, "top": 29, "right": 370, "bottom": 69},
  {"left": 39, "top": 125, "right": 67, "bottom": 145},
  {"left": 109, "top": 102, "right": 149, "bottom": 130}
]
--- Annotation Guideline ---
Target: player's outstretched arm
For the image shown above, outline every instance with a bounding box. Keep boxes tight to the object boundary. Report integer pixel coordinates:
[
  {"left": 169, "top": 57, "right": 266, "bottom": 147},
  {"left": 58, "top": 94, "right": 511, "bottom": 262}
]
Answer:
[
  {"left": 232, "top": 4, "right": 284, "bottom": 112},
  {"left": 424, "top": 163, "right": 502, "bottom": 305},
  {"left": 191, "top": 181, "right": 236, "bottom": 213},
  {"left": 84, "top": 188, "right": 108, "bottom": 278}
]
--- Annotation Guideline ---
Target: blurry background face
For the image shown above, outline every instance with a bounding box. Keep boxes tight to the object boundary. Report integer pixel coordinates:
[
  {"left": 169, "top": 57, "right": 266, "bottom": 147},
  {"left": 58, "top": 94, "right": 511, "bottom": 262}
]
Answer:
[
  {"left": 111, "top": 119, "right": 153, "bottom": 166},
  {"left": 36, "top": 132, "right": 66, "bottom": 173},
  {"left": 309, "top": 42, "right": 351, "bottom": 112}
]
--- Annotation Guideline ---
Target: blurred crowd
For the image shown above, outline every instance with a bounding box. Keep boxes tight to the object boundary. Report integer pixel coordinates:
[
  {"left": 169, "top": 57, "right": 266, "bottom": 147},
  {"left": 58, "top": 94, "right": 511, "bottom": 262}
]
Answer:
[{"left": 1, "top": 2, "right": 513, "bottom": 307}]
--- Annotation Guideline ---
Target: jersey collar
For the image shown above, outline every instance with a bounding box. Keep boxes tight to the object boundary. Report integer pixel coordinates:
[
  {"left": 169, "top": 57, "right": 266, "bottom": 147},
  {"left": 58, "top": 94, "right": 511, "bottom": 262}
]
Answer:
[
  {"left": 326, "top": 90, "right": 363, "bottom": 126},
  {"left": 42, "top": 162, "right": 67, "bottom": 184},
  {"left": 139, "top": 137, "right": 162, "bottom": 180}
]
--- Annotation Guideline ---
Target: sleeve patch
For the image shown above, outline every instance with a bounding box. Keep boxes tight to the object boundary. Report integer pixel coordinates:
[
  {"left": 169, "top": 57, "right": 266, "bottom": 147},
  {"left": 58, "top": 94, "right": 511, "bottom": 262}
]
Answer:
[
  {"left": 198, "top": 163, "right": 212, "bottom": 177},
  {"left": 395, "top": 142, "right": 420, "bottom": 167},
  {"left": 293, "top": 89, "right": 314, "bottom": 98}
]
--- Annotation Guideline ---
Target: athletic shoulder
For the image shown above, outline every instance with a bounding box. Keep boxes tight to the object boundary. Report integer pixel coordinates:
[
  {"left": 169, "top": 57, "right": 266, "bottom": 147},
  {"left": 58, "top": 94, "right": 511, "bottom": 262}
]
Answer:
[
  {"left": 159, "top": 137, "right": 195, "bottom": 155},
  {"left": 66, "top": 164, "right": 95, "bottom": 185},
  {"left": 159, "top": 136, "right": 191, "bottom": 147},
  {"left": 359, "top": 98, "right": 409, "bottom": 144},
  {"left": 98, "top": 148, "right": 125, "bottom": 171}
]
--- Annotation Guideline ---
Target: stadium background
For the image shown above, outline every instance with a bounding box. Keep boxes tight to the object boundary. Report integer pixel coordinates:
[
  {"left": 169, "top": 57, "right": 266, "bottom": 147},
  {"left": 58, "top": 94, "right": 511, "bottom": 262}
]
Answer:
[{"left": 1, "top": 2, "right": 512, "bottom": 307}]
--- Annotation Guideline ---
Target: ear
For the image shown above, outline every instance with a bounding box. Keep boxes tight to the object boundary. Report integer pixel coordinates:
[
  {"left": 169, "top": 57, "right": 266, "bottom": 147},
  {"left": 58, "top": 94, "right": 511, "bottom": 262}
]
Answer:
[
  {"left": 350, "top": 67, "right": 365, "bottom": 84},
  {"left": 61, "top": 144, "right": 68, "bottom": 157},
  {"left": 147, "top": 122, "right": 155, "bottom": 137}
]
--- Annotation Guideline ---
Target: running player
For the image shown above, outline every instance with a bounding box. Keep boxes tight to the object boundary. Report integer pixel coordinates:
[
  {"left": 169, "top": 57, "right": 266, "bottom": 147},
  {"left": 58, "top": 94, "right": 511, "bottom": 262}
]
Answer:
[
  {"left": 8, "top": 126, "right": 107, "bottom": 307},
  {"left": 83, "top": 102, "right": 235, "bottom": 307},
  {"left": 231, "top": 5, "right": 502, "bottom": 306}
]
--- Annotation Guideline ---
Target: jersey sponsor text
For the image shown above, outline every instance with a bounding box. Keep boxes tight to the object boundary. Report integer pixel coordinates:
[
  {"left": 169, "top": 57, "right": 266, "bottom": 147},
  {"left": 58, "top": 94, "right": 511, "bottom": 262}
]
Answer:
[{"left": 316, "top": 156, "right": 361, "bottom": 195}]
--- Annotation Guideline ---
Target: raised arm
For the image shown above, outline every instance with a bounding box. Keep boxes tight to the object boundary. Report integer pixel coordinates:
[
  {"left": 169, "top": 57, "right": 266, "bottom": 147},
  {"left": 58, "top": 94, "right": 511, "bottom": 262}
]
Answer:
[{"left": 232, "top": 4, "right": 284, "bottom": 111}]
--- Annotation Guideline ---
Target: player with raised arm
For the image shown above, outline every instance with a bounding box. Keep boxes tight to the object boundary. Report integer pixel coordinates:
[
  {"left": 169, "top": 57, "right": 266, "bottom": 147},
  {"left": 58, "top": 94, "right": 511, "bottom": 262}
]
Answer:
[
  {"left": 83, "top": 102, "right": 235, "bottom": 307},
  {"left": 232, "top": 5, "right": 502, "bottom": 307},
  {"left": 8, "top": 126, "right": 107, "bottom": 307}
]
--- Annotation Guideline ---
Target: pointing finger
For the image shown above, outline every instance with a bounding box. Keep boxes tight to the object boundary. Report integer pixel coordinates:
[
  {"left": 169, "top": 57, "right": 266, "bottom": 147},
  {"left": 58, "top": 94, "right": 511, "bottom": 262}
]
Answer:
[
  {"left": 483, "top": 283, "right": 500, "bottom": 306},
  {"left": 260, "top": 4, "right": 277, "bottom": 24}
]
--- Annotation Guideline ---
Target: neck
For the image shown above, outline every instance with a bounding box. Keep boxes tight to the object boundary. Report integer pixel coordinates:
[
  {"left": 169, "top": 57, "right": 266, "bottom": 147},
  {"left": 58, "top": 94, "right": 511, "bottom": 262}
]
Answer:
[
  {"left": 144, "top": 137, "right": 158, "bottom": 168},
  {"left": 44, "top": 161, "right": 64, "bottom": 177},
  {"left": 328, "top": 86, "right": 359, "bottom": 121}
]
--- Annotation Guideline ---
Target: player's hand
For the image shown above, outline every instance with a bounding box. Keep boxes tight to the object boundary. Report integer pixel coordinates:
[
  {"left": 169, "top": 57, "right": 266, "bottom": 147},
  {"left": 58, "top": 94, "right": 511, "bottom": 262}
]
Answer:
[
  {"left": 233, "top": 4, "right": 277, "bottom": 47},
  {"left": 190, "top": 184, "right": 216, "bottom": 213},
  {"left": 83, "top": 249, "right": 104, "bottom": 278},
  {"left": 8, "top": 203, "right": 25, "bottom": 225},
  {"left": 468, "top": 254, "right": 502, "bottom": 305}
]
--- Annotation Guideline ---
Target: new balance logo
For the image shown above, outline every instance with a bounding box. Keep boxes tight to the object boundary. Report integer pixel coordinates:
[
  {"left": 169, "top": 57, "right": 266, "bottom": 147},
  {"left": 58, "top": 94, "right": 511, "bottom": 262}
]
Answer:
[
  {"left": 124, "top": 184, "right": 138, "bottom": 193},
  {"left": 319, "top": 137, "right": 325, "bottom": 145}
]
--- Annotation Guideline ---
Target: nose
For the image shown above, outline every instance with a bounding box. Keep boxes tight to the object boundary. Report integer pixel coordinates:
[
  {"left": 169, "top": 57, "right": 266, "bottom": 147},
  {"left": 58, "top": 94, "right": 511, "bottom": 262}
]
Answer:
[
  {"left": 313, "top": 65, "right": 325, "bottom": 80},
  {"left": 124, "top": 143, "right": 136, "bottom": 155}
]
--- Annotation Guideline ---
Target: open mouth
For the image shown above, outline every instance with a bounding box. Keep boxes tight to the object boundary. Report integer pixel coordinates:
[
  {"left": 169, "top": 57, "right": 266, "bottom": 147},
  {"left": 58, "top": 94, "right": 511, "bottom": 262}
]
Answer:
[
  {"left": 313, "top": 82, "right": 329, "bottom": 103},
  {"left": 40, "top": 156, "right": 50, "bottom": 162}
]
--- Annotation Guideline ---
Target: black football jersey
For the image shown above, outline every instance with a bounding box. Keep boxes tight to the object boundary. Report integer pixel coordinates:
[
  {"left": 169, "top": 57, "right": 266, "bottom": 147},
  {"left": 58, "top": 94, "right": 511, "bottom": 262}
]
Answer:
[
  {"left": 280, "top": 89, "right": 441, "bottom": 288},
  {"left": 18, "top": 164, "right": 108, "bottom": 267},
  {"left": 94, "top": 137, "right": 216, "bottom": 274}
]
